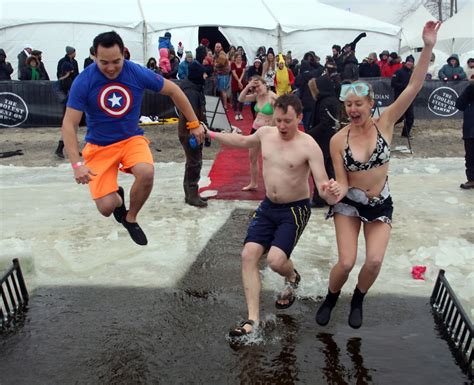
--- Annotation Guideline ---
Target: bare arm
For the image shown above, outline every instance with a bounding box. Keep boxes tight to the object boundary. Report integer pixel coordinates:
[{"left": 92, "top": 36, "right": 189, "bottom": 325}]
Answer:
[
  {"left": 61, "top": 107, "right": 97, "bottom": 184},
  {"left": 307, "top": 139, "right": 342, "bottom": 205},
  {"left": 238, "top": 82, "right": 257, "bottom": 103},
  {"left": 208, "top": 127, "right": 261, "bottom": 149},
  {"left": 160, "top": 79, "right": 205, "bottom": 143},
  {"left": 380, "top": 21, "right": 441, "bottom": 127},
  {"left": 329, "top": 133, "right": 349, "bottom": 198}
]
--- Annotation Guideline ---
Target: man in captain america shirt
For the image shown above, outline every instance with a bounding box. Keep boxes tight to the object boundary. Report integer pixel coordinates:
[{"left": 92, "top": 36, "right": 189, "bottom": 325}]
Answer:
[{"left": 62, "top": 31, "right": 205, "bottom": 246}]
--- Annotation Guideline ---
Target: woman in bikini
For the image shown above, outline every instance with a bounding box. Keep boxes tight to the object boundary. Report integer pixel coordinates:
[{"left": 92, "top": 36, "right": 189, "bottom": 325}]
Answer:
[
  {"left": 238, "top": 75, "right": 277, "bottom": 191},
  {"left": 316, "top": 21, "right": 441, "bottom": 329}
]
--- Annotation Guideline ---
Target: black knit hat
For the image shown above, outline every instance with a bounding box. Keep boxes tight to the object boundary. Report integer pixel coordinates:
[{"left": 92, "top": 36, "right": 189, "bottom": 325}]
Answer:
[
  {"left": 188, "top": 60, "right": 206, "bottom": 85},
  {"left": 405, "top": 55, "right": 415, "bottom": 63}
]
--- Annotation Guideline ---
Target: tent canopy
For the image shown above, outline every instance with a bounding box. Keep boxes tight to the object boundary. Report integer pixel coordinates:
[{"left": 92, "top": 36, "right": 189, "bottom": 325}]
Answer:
[{"left": 0, "top": 0, "right": 401, "bottom": 79}]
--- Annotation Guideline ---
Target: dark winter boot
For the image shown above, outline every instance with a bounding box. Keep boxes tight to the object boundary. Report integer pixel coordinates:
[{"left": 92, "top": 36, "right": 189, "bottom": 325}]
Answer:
[
  {"left": 186, "top": 187, "right": 207, "bottom": 208},
  {"left": 315, "top": 289, "right": 340, "bottom": 326},
  {"left": 55, "top": 140, "right": 65, "bottom": 159},
  {"left": 348, "top": 286, "right": 366, "bottom": 329}
]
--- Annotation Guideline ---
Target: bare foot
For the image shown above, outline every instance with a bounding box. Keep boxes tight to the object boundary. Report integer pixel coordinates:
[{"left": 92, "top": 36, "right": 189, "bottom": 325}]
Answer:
[{"left": 242, "top": 184, "right": 258, "bottom": 191}]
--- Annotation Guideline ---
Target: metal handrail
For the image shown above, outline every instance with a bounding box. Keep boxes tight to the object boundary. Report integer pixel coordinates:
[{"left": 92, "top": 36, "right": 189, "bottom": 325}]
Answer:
[
  {"left": 0, "top": 258, "right": 29, "bottom": 329},
  {"left": 430, "top": 269, "right": 473, "bottom": 370}
]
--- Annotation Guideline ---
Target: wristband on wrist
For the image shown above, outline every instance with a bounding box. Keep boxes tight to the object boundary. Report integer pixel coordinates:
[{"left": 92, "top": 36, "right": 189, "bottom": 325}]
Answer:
[
  {"left": 72, "top": 162, "right": 84, "bottom": 169},
  {"left": 209, "top": 131, "right": 216, "bottom": 140},
  {"left": 186, "top": 120, "right": 200, "bottom": 130}
]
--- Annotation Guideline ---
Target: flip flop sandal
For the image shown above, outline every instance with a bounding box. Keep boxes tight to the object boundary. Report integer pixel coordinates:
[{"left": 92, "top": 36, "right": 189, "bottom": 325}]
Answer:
[
  {"left": 229, "top": 319, "right": 255, "bottom": 337},
  {"left": 275, "top": 269, "right": 301, "bottom": 310}
]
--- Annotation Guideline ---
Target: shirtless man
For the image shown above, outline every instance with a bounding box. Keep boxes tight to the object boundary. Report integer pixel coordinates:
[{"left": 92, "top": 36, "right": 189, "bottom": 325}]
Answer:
[{"left": 207, "top": 94, "right": 342, "bottom": 336}]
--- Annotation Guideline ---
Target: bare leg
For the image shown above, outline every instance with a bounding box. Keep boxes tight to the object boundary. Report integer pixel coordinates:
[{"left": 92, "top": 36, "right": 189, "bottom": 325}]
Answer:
[
  {"left": 357, "top": 221, "right": 391, "bottom": 292},
  {"left": 94, "top": 191, "right": 121, "bottom": 217},
  {"left": 267, "top": 246, "right": 298, "bottom": 307},
  {"left": 329, "top": 214, "right": 361, "bottom": 292},
  {"left": 240, "top": 242, "right": 265, "bottom": 332},
  {"left": 242, "top": 146, "right": 260, "bottom": 191},
  {"left": 126, "top": 163, "right": 154, "bottom": 223}
]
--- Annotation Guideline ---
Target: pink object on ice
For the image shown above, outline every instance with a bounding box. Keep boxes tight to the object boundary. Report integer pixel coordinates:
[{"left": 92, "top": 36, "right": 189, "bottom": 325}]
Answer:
[{"left": 411, "top": 265, "right": 427, "bottom": 280}]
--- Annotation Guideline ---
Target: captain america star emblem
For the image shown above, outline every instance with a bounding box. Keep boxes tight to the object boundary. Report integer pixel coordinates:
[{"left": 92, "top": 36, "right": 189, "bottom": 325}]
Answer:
[{"left": 98, "top": 83, "right": 133, "bottom": 117}]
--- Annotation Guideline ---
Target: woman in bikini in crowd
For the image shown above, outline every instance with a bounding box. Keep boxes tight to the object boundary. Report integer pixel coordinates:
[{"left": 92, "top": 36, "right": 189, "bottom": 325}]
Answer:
[
  {"left": 316, "top": 21, "right": 441, "bottom": 329},
  {"left": 238, "top": 75, "right": 277, "bottom": 191}
]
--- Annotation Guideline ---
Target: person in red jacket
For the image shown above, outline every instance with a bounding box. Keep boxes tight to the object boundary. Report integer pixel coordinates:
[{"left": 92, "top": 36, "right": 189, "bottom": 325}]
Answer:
[{"left": 384, "top": 52, "right": 403, "bottom": 78}]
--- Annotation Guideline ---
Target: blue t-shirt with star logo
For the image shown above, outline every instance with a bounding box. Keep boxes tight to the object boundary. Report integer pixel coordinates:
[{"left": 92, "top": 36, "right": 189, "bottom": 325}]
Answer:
[{"left": 67, "top": 60, "right": 164, "bottom": 146}]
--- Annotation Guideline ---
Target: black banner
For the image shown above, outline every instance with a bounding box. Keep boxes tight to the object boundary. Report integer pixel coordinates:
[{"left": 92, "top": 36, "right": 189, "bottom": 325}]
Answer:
[
  {"left": 365, "top": 78, "right": 468, "bottom": 119},
  {"left": 0, "top": 78, "right": 468, "bottom": 128}
]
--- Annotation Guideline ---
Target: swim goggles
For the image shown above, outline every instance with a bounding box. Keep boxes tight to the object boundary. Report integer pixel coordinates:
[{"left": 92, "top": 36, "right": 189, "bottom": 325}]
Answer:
[{"left": 339, "top": 82, "right": 371, "bottom": 101}]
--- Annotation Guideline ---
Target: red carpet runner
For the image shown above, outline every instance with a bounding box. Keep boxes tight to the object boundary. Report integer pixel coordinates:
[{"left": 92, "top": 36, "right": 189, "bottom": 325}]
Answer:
[{"left": 200, "top": 106, "right": 266, "bottom": 201}]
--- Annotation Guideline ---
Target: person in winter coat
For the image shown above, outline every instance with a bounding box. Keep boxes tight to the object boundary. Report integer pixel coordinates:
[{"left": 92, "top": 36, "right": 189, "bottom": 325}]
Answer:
[
  {"left": 178, "top": 51, "right": 193, "bottom": 80},
  {"left": 306, "top": 75, "right": 340, "bottom": 207},
  {"left": 391, "top": 55, "right": 415, "bottom": 137},
  {"left": 178, "top": 59, "right": 209, "bottom": 207},
  {"left": 378, "top": 50, "right": 391, "bottom": 78},
  {"left": 384, "top": 52, "right": 403, "bottom": 78},
  {"left": 438, "top": 54, "right": 466, "bottom": 81},
  {"left": 159, "top": 48, "right": 171, "bottom": 76},
  {"left": 158, "top": 31, "right": 174, "bottom": 51},
  {"left": 56, "top": 46, "right": 79, "bottom": 80},
  {"left": 295, "top": 60, "right": 319, "bottom": 131},
  {"left": 455, "top": 82, "right": 474, "bottom": 189},
  {"left": 31, "top": 50, "right": 50, "bottom": 80},
  {"left": 359, "top": 53, "right": 381, "bottom": 78},
  {"left": 19, "top": 56, "right": 41, "bottom": 81},
  {"left": 465, "top": 58, "right": 474, "bottom": 80},
  {"left": 0, "top": 49, "right": 14, "bottom": 80}
]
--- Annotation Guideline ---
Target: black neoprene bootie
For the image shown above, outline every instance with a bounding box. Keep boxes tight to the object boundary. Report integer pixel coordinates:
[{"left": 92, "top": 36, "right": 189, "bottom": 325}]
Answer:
[
  {"left": 316, "top": 289, "right": 340, "bottom": 326},
  {"left": 348, "top": 286, "right": 366, "bottom": 329},
  {"left": 55, "top": 140, "right": 65, "bottom": 159}
]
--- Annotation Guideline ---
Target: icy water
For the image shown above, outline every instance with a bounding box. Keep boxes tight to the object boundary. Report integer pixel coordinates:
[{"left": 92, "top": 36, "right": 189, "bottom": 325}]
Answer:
[{"left": 0, "top": 158, "right": 473, "bottom": 383}]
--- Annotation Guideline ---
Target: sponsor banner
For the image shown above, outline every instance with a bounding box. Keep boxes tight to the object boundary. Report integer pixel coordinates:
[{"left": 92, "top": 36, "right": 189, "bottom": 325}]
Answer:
[
  {"left": 0, "top": 78, "right": 469, "bottom": 128},
  {"left": 366, "top": 77, "right": 468, "bottom": 119}
]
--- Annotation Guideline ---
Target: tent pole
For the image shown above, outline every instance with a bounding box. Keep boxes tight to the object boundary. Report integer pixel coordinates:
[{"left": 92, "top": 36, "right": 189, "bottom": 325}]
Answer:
[
  {"left": 137, "top": 0, "right": 147, "bottom": 64},
  {"left": 277, "top": 23, "right": 282, "bottom": 54}
]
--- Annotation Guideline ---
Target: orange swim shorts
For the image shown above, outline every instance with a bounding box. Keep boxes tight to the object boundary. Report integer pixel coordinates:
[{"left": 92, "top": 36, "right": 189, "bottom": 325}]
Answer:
[{"left": 82, "top": 135, "right": 153, "bottom": 199}]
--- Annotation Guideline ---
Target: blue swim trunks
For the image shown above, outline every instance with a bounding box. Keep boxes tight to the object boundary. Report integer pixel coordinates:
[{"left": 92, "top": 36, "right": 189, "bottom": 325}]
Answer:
[{"left": 245, "top": 197, "right": 311, "bottom": 258}]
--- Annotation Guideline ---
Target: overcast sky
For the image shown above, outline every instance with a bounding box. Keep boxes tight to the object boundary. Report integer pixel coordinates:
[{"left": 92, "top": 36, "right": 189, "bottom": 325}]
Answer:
[{"left": 318, "top": 0, "right": 470, "bottom": 25}]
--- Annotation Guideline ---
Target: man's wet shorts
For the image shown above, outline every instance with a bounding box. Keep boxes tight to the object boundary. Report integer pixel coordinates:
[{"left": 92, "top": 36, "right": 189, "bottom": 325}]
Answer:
[
  {"left": 82, "top": 135, "right": 153, "bottom": 199},
  {"left": 245, "top": 197, "right": 311, "bottom": 258}
]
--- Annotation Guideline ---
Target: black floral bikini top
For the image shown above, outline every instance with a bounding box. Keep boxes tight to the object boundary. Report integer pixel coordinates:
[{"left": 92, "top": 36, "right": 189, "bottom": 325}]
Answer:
[{"left": 343, "top": 124, "right": 390, "bottom": 172}]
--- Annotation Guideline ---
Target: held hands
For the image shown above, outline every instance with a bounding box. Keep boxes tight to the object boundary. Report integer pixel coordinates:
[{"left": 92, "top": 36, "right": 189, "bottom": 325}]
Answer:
[
  {"left": 74, "top": 164, "right": 97, "bottom": 184},
  {"left": 422, "top": 21, "right": 441, "bottom": 47},
  {"left": 190, "top": 122, "right": 206, "bottom": 144},
  {"left": 321, "top": 178, "right": 343, "bottom": 205}
]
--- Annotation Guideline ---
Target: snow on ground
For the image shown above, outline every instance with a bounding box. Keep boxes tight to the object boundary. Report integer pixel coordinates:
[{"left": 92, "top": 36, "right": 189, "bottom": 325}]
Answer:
[{"left": 0, "top": 158, "right": 473, "bottom": 318}]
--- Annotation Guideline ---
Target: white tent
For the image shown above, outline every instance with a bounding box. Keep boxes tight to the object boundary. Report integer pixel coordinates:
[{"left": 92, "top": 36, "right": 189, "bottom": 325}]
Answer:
[
  {"left": 0, "top": 0, "right": 401, "bottom": 79},
  {"left": 399, "top": 4, "right": 434, "bottom": 54},
  {"left": 436, "top": 1, "right": 474, "bottom": 66}
]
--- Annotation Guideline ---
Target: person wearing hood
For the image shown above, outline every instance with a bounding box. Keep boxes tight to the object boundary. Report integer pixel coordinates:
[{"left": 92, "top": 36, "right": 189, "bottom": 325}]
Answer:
[
  {"left": 378, "top": 50, "right": 391, "bottom": 78},
  {"left": 455, "top": 82, "right": 474, "bottom": 189},
  {"left": 158, "top": 31, "right": 174, "bottom": 51},
  {"left": 295, "top": 60, "right": 320, "bottom": 131},
  {"left": 31, "top": 50, "right": 49, "bottom": 80},
  {"left": 391, "top": 55, "right": 416, "bottom": 137},
  {"left": 438, "top": 54, "right": 466, "bottom": 81},
  {"left": 177, "top": 59, "right": 209, "bottom": 207},
  {"left": 306, "top": 75, "right": 340, "bottom": 207},
  {"left": 159, "top": 48, "right": 171, "bottom": 76},
  {"left": 19, "top": 56, "right": 41, "bottom": 81},
  {"left": 178, "top": 51, "right": 193, "bottom": 80},
  {"left": 384, "top": 52, "right": 402, "bottom": 79},
  {"left": 274, "top": 53, "right": 295, "bottom": 96},
  {"left": 0, "top": 49, "right": 14, "bottom": 80}
]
